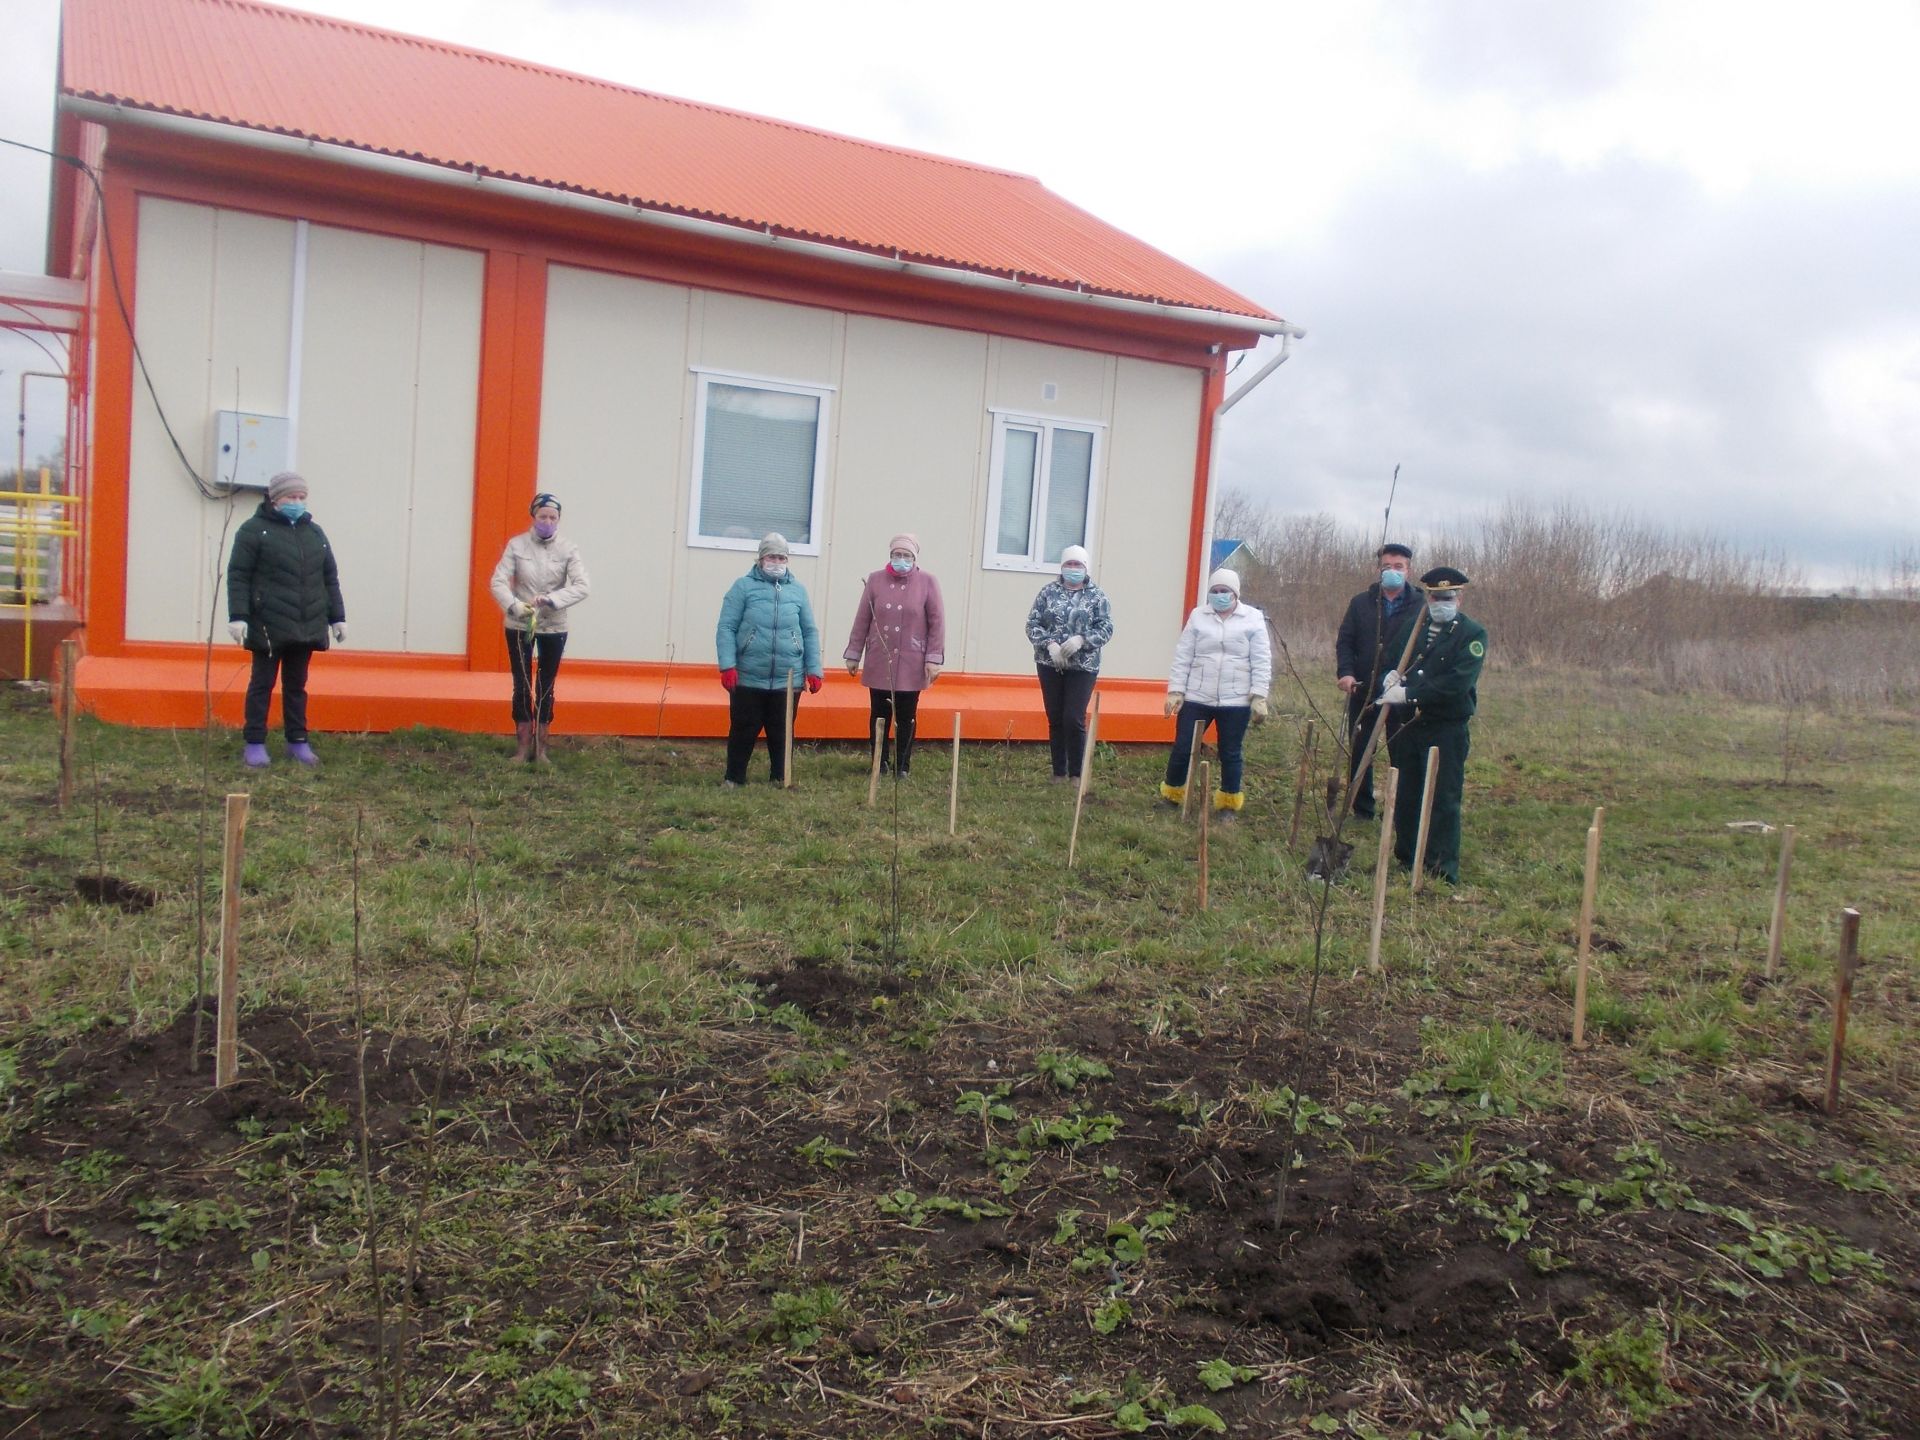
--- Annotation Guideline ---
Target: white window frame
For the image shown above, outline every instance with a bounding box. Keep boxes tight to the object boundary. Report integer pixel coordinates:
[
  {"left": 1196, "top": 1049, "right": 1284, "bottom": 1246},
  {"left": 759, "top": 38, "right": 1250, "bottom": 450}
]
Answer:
[
  {"left": 687, "top": 367, "right": 835, "bottom": 556},
  {"left": 981, "top": 408, "right": 1106, "bottom": 573}
]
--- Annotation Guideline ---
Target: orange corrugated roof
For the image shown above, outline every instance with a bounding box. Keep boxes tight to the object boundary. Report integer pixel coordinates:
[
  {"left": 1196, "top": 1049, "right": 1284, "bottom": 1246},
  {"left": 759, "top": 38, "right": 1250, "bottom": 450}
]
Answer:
[{"left": 59, "top": 0, "right": 1281, "bottom": 323}]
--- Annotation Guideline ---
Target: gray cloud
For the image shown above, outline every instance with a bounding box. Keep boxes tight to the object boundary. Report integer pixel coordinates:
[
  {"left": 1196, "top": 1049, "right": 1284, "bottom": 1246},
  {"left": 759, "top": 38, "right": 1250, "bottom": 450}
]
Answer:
[{"left": 1213, "top": 151, "right": 1920, "bottom": 583}]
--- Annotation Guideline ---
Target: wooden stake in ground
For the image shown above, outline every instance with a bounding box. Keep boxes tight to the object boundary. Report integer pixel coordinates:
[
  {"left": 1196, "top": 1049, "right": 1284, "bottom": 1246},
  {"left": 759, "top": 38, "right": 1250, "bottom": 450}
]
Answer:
[
  {"left": 1571, "top": 806, "right": 1606, "bottom": 1049},
  {"left": 1764, "top": 823, "right": 1796, "bottom": 979},
  {"left": 1824, "top": 907, "right": 1862, "bottom": 1115},
  {"left": 1068, "top": 696, "right": 1101, "bottom": 869},
  {"left": 1181, "top": 717, "right": 1205, "bottom": 820},
  {"left": 1366, "top": 767, "right": 1400, "bottom": 974},
  {"left": 867, "top": 717, "right": 885, "bottom": 806},
  {"left": 1287, "top": 718, "right": 1316, "bottom": 849},
  {"left": 57, "top": 638, "right": 78, "bottom": 811},
  {"left": 1409, "top": 746, "right": 1440, "bottom": 893},
  {"left": 948, "top": 711, "right": 961, "bottom": 836},
  {"left": 1197, "top": 759, "right": 1211, "bottom": 911},
  {"left": 782, "top": 670, "right": 796, "bottom": 789},
  {"left": 215, "top": 792, "right": 251, "bottom": 1088}
]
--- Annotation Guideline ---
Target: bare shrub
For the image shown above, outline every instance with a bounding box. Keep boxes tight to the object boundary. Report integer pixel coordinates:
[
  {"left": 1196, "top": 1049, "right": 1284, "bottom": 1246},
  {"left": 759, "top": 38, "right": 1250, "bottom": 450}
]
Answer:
[{"left": 1224, "top": 488, "right": 1920, "bottom": 707}]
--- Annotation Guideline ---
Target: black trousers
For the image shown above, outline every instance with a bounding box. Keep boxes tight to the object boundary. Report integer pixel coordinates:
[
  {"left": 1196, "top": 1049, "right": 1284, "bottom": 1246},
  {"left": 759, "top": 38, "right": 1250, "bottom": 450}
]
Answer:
[
  {"left": 1345, "top": 693, "right": 1410, "bottom": 817},
  {"left": 867, "top": 689, "right": 921, "bottom": 773},
  {"left": 244, "top": 645, "right": 315, "bottom": 744},
  {"left": 725, "top": 686, "right": 799, "bottom": 784},
  {"left": 1036, "top": 666, "right": 1098, "bottom": 778},
  {"left": 1390, "top": 716, "right": 1471, "bottom": 884},
  {"left": 507, "top": 627, "right": 568, "bottom": 724}
]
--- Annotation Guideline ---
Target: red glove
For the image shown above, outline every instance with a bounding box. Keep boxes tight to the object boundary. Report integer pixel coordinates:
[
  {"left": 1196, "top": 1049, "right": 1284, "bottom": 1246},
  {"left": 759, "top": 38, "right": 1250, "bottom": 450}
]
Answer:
[
  {"left": 720, "top": 667, "right": 738, "bottom": 692},
  {"left": 805, "top": 673, "right": 822, "bottom": 694}
]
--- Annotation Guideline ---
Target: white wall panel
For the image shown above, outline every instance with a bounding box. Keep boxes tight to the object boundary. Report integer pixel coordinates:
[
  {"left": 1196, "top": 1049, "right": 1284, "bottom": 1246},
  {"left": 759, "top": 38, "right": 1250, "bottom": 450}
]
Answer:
[
  {"left": 1100, "top": 358, "right": 1204, "bottom": 676},
  {"left": 825, "top": 315, "right": 988, "bottom": 668},
  {"left": 124, "top": 199, "right": 480, "bottom": 653},
  {"left": 126, "top": 199, "right": 294, "bottom": 642},
  {"left": 537, "top": 265, "right": 691, "bottom": 662},
  {"left": 297, "top": 225, "right": 481, "bottom": 654}
]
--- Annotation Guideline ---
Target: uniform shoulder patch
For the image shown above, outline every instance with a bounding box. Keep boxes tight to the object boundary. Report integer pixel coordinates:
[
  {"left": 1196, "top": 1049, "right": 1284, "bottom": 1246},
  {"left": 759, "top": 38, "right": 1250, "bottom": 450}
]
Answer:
[{"left": 1468, "top": 639, "right": 1485, "bottom": 657}]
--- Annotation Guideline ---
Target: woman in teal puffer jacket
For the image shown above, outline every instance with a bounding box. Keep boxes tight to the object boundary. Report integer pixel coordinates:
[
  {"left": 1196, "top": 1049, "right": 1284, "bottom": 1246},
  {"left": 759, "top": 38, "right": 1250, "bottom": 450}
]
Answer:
[{"left": 715, "top": 533, "right": 823, "bottom": 786}]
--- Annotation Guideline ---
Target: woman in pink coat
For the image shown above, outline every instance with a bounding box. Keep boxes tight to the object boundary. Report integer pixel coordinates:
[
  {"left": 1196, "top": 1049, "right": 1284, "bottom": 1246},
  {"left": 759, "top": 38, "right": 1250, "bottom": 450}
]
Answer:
[{"left": 843, "top": 534, "right": 945, "bottom": 776}]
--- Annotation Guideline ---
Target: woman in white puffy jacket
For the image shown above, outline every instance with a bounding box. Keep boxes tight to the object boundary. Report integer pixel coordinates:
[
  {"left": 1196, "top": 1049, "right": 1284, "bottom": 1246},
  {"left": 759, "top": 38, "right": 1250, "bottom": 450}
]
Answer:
[
  {"left": 1160, "top": 567, "right": 1271, "bottom": 815},
  {"left": 489, "top": 491, "right": 591, "bottom": 763}
]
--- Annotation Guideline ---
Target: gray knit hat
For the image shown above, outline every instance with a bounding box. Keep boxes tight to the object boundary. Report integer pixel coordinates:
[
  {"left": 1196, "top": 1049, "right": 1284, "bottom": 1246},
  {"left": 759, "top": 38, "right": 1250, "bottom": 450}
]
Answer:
[
  {"left": 758, "top": 533, "right": 790, "bottom": 559},
  {"left": 267, "top": 471, "right": 306, "bottom": 503}
]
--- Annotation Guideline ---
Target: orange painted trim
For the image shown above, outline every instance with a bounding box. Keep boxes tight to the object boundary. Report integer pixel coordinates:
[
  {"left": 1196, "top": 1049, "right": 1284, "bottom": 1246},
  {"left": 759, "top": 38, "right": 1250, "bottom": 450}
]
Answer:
[
  {"left": 74, "top": 655, "right": 1185, "bottom": 745},
  {"left": 467, "top": 252, "right": 545, "bottom": 670},
  {"left": 100, "top": 131, "right": 1259, "bottom": 368},
  {"left": 83, "top": 167, "right": 140, "bottom": 657},
  {"left": 1183, "top": 363, "right": 1228, "bottom": 613}
]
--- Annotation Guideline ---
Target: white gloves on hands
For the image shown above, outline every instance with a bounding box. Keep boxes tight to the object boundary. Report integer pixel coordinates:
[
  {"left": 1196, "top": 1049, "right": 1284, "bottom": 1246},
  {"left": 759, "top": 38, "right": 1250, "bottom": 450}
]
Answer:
[
  {"left": 331, "top": 622, "right": 347, "bottom": 645},
  {"left": 1046, "top": 641, "right": 1065, "bottom": 669},
  {"left": 1381, "top": 669, "right": 1400, "bottom": 692},
  {"left": 1059, "top": 635, "right": 1085, "bottom": 659},
  {"left": 1250, "top": 696, "right": 1269, "bottom": 723},
  {"left": 1164, "top": 693, "right": 1184, "bottom": 717},
  {"left": 508, "top": 600, "right": 530, "bottom": 619},
  {"left": 1380, "top": 683, "right": 1408, "bottom": 705},
  {"left": 845, "top": 658, "right": 861, "bottom": 676},
  {"left": 924, "top": 663, "right": 942, "bottom": 683},
  {"left": 227, "top": 621, "right": 248, "bottom": 646}
]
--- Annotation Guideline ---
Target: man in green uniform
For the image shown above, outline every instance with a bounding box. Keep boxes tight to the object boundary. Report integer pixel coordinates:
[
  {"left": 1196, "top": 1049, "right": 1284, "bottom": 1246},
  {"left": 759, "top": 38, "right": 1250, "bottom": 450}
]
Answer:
[{"left": 1379, "top": 567, "right": 1486, "bottom": 885}]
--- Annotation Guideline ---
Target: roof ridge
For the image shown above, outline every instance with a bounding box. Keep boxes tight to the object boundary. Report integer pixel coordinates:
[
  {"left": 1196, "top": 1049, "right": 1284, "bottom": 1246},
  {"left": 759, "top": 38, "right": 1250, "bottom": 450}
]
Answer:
[{"left": 199, "top": 0, "right": 1044, "bottom": 184}]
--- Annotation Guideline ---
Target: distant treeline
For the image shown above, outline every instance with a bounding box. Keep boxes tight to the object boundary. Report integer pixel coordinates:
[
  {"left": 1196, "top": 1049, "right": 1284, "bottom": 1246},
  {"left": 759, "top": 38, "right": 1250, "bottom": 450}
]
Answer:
[{"left": 1220, "top": 492, "right": 1920, "bottom": 707}]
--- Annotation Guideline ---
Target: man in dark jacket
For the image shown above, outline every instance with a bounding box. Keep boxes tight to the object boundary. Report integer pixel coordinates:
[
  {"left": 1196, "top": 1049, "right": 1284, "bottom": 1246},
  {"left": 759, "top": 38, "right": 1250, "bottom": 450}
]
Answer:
[
  {"left": 226, "top": 471, "right": 347, "bottom": 768},
  {"left": 1334, "top": 543, "right": 1421, "bottom": 819},
  {"left": 1382, "top": 566, "right": 1487, "bottom": 884}
]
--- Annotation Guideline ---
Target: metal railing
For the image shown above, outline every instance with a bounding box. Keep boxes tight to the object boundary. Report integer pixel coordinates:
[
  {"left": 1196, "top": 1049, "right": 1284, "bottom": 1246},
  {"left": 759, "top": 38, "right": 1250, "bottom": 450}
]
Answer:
[{"left": 0, "top": 468, "right": 85, "bottom": 680}]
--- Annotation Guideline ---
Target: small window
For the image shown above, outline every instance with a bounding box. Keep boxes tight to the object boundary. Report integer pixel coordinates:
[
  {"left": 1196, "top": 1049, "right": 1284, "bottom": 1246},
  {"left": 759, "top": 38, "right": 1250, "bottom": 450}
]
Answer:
[
  {"left": 983, "top": 410, "right": 1104, "bottom": 571},
  {"left": 688, "top": 370, "right": 833, "bottom": 553}
]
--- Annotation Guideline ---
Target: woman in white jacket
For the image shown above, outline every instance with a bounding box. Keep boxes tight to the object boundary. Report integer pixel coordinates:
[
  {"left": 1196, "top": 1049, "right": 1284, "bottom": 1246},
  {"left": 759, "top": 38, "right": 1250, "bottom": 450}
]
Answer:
[
  {"left": 1161, "top": 567, "right": 1271, "bottom": 815},
  {"left": 489, "top": 492, "right": 591, "bottom": 763}
]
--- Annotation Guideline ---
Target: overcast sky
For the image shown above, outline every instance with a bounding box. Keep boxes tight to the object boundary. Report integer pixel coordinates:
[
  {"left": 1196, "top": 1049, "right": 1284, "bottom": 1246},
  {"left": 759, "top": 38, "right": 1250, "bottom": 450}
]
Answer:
[{"left": 4, "top": 0, "right": 1916, "bottom": 585}]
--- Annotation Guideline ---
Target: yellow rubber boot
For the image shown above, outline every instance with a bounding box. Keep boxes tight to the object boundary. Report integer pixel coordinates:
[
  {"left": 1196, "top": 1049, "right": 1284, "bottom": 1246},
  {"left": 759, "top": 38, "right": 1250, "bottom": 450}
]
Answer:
[
  {"left": 1159, "top": 782, "right": 1186, "bottom": 806},
  {"left": 1213, "top": 790, "right": 1245, "bottom": 813}
]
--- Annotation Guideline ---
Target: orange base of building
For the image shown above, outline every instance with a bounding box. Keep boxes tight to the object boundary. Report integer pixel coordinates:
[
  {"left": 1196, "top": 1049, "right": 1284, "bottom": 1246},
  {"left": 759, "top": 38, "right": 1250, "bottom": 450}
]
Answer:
[{"left": 74, "top": 648, "right": 1179, "bottom": 744}]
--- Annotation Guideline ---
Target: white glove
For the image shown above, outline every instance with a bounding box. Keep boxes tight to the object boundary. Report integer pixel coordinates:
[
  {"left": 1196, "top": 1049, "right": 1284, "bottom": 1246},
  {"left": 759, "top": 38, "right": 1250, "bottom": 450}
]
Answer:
[
  {"left": 1164, "top": 693, "right": 1183, "bottom": 717},
  {"left": 227, "top": 621, "right": 248, "bottom": 646},
  {"left": 844, "top": 658, "right": 860, "bottom": 676},
  {"left": 1046, "top": 641, "right": 1065, "bottom": 668},
  {"left": 508, "top": 600, "right": 530, "bottom": 619},
  {"left": 1059, "top": 635, "right": 1085, "bottom": 658},
  {"left": 1380, "top": 683, "right": 1408, "bottom": 705},
  {"left": 1250, "top": 696, "right": 1269, "bottom": 723},
  {"left": 330, "top": 622, "right": 348, "bottom": 645},
  {"left": 924, "top": 663, "right": 942, "bottom": 683},
  {"left": 1381, "top": 669, "right": 1400, "bottom": 691}
]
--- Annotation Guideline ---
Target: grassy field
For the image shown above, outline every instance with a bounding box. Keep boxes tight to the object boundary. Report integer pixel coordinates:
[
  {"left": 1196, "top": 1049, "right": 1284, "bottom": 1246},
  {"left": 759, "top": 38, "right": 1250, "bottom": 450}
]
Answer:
[{"left": 2, "top": 671, "right": 1916, "bottom": 1439}]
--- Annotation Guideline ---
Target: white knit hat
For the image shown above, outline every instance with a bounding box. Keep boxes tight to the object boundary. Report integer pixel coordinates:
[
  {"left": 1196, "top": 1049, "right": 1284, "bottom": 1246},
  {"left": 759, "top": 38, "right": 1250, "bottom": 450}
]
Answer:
[
  {"left": 1060, "top": 545, "right": 1092, "bottom": 573},
  {"left": 1208, "top": 567, "right": 1241, "bottom": 596}
]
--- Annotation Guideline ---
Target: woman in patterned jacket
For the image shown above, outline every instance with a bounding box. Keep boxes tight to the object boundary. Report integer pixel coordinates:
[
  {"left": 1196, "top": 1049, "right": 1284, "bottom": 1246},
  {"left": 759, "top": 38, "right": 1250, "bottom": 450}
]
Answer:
[{"left": 1023, "top": 545, "right": 1114, "bottom": 783}]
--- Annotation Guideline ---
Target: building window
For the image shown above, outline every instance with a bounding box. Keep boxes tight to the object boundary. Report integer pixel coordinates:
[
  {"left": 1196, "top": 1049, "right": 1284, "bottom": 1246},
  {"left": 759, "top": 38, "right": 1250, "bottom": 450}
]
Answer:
[
  {"left": 982, "top": 410, "right": 1104, "bottom": 571},
  {"left": 689, "top": 370, "right": 833, "bottom": 553}
]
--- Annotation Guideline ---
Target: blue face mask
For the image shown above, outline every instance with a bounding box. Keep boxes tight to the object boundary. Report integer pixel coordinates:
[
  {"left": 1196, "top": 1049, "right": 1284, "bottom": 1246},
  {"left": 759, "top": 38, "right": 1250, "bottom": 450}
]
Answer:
[
  {"left": 1060, "top": 566, "right": 1087, "bottom": 587},
  {"left": 761, "top": 561, "right": 788, "bottom": 580},
  {"left": 276, "top": 501, "right": 307, "bottom": 522},
  {"left": 1380, "top": 567, "right": 1406, "bottom": 591},
  {"left": 1429, "top": 599, "right": 1458, "bottom": 622},
  {"left": 889, "top": 557, "right": 914, "bottom": 576},
  {"left": 1208, "top": 590, "right": 1235, "bottom": 612}
]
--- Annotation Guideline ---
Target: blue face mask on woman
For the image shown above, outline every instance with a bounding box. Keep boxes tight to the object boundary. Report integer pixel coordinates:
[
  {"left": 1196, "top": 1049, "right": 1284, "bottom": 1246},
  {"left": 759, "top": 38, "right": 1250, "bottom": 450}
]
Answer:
[
  {"left": 276, "top": 502, "right": 307, "bottom": 522},
  {"left": 1060, "top": 565, "right": 1087, "bottom": 588},
  {"left": 1209, "top": 590, "right": 1235, "bottom": 612},
  {"left": 889, "top": 557, "right": 914, "bottom": 576}
]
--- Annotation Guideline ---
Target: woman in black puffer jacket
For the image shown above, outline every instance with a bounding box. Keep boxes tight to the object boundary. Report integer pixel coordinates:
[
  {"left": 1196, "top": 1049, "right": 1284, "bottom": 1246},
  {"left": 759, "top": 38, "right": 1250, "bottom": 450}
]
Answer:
[{"left": 225, "top": 471, "right": 347, "bottom": 768}]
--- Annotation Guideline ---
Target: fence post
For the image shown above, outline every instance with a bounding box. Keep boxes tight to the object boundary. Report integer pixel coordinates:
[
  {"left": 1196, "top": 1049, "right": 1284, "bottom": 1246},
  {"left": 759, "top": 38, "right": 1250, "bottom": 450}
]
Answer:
[
  {"left": 1824, "top": 907, "right": 1862, "bottom": 1115},
  {"left": 1764, "top": 824, "right": 1796, "bottom": 979},
  {"left": 215, "top": 793, "right": 251, "bottom": 1088}
]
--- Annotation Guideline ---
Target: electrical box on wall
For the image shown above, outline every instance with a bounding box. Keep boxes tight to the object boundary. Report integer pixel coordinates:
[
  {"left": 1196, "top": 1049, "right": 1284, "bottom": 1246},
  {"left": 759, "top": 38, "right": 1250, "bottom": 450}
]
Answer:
[{"left": 212, "top": 411, "right": 291, "bottom": 491}]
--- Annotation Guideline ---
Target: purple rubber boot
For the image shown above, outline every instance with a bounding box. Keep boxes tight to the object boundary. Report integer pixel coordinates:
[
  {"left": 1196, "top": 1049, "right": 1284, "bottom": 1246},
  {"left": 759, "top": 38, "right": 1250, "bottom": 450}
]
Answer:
[
  {"left": 286, "top": 741, "right": 319, "bottom": 767},
  {"left": 243, "top": 743, "right": 270, "bottom": 768}
]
